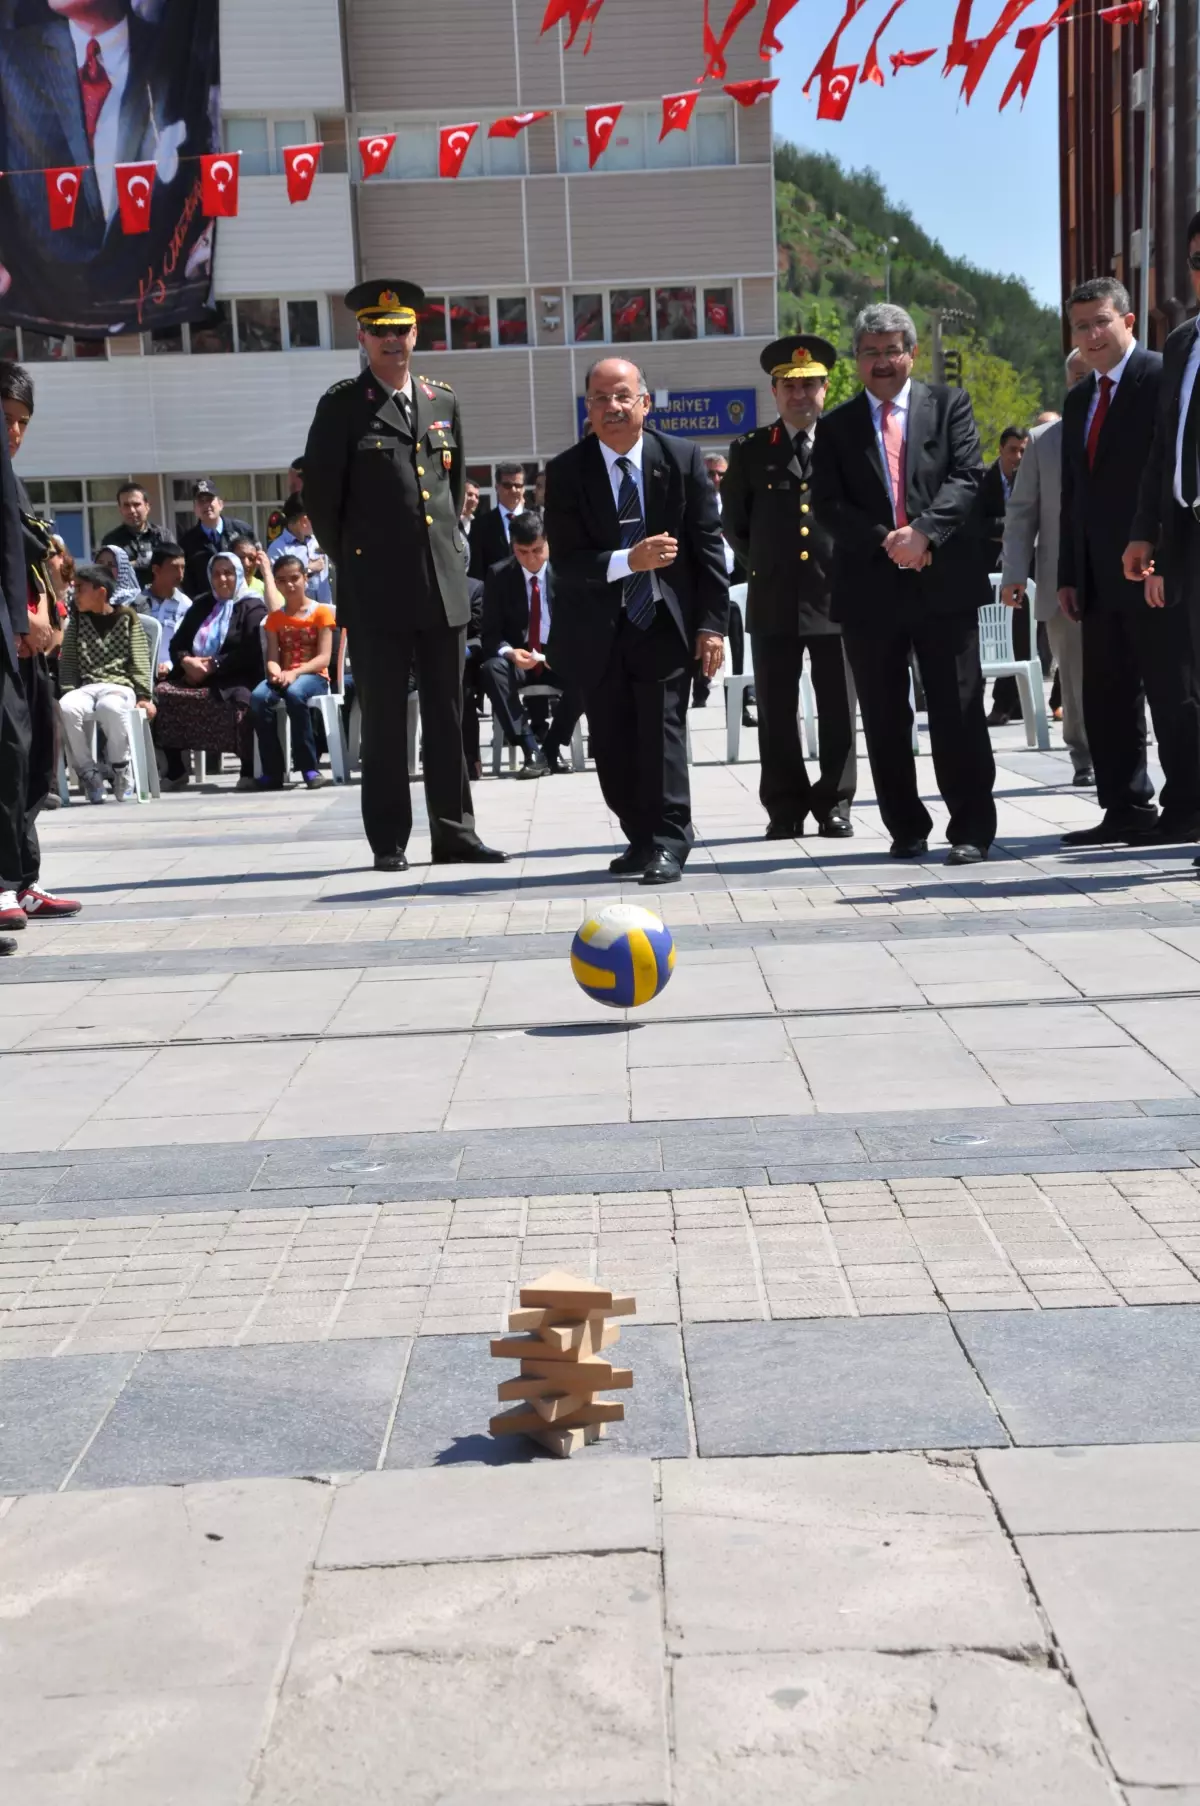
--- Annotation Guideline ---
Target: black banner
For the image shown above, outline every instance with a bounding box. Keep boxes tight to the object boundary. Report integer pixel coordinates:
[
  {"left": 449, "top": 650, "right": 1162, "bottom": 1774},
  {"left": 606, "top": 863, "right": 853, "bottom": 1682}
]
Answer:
[{"left": 0, "top": 0, "right": 219, "bottom": 340}]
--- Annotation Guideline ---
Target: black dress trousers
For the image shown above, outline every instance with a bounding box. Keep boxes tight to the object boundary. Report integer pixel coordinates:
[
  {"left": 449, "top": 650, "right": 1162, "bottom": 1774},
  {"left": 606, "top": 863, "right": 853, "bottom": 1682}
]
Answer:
[
  {"left": 1081, "top": 600, "right": 1200, "bottom": 824},
  {"left": 479, "top": 655, "right": 582, "bottom": 753},
  {"left": 751, "top": 631, "right": 856, "bottom": 829},
  {"left": 842, "top": 611, "right": 997, "bottom": 849},
  {"left": 0, "top": 657, "right": 32, "bottom": 892},
  {"left": 585, "top": 608, "right": 693, "bottom": 861}
]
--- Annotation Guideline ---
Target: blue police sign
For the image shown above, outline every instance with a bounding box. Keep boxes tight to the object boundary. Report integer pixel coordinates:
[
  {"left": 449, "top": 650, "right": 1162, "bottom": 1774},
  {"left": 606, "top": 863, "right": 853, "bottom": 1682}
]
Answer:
[{"left": 575, "top": 387, "right": 757, "bottom": 439}]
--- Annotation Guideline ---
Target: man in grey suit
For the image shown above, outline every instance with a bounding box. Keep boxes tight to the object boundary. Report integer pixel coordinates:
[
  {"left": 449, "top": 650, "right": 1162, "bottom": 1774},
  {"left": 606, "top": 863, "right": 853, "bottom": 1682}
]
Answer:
[{"left": 1000, "top": 350, "right": 1093, "bottom": 785}]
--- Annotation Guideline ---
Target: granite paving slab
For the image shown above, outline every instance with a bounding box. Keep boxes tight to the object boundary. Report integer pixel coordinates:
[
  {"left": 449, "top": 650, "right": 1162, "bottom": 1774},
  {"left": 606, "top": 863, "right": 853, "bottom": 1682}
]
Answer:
[
  {"left": 0, "top": 1351, "right": 137, "bottom": 1491},
  {"left": 980, "top": 1444, "right": 1200, "bottom": 1533}
]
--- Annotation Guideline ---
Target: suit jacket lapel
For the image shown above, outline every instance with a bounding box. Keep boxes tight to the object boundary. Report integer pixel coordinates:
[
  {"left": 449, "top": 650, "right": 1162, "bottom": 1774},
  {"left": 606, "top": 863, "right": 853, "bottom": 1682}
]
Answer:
[
  {"left": 851, "top": 391, "right": 889, "bottom": 504},
  {"left": 39, "top": 22, "right": 91, "bottom": 171},
  {"left": 640, "top": 430, "right": 669, "bottom": 536},
  {"left": 377, "top": 391, "right": 410, "bottom": 439}
]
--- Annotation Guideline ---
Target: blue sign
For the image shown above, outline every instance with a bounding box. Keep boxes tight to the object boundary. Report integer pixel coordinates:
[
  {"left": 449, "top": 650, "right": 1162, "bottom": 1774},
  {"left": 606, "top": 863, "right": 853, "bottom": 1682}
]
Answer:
[{"left": 575, "top": 387, "right": 757, "bottom": 440}]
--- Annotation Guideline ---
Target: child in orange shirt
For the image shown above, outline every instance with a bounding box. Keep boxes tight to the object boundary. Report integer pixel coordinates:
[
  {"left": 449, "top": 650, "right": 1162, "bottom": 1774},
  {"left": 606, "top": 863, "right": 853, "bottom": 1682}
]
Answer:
[{"left": 249, "top": 552, "right": 335, "bottom": 789}]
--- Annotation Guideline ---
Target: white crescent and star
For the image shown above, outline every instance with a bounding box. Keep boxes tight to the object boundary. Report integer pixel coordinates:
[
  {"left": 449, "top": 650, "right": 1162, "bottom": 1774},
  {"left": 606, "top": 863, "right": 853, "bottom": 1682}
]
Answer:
[
  {"left": 448, "top": 130, "right": 472, "bottom": 150},
  {"left": 210, "top": 158, "right": 233, "bottom": 189},
  {"left": 291, "top": 152, "right": 315, "bottom": 177},
  {"left": 128, "top": 174, "right": 150, "bottom": 207},
  {"left": 367, "top": 137, "right": 391, "bottom": 157},
  {"left": 828, "top": 74, "right": 851, "bottom": 100},
  {"left": 593, "top": 114, "right": 615, "bottom": 136},
  {"left": 57, "top": 171, "right": 78, "bottom": 199}
]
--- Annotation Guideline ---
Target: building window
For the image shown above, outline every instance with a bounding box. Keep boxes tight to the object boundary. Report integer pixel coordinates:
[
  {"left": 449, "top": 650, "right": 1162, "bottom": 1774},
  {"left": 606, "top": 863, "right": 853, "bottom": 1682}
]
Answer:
[
  {"left": 191, "top": 302, "right": 235, "bottom": 355},
  {"left": 611, "top": 289, "right": 652, "bottom": 342},
  {"left": 497, "top": 297, "right": 529, "bottom": 346},
  {"left": 223, "top": 115, "right": 318, "bottom": 177},
  {"left": 17, "top": 475, "right": 163, "bottom": 560},
  {"left": 416, "top": 294, "right": 532, "bottom": 351},
  {"left": 286, "top": 300, "right": 321, "bottom": 349},
  {"left": 169, "top": 471, "right": 289, "bottom": 545},
  {"left": 571, "top": 283, "right": 738, "bottom": 344},
  {"left": 704, "top": 286, "right": 735, "bottom": 336},
  {"left": 353, "top": 119, "right": 527, "bottom": 181},
  {"left": 558, "top": 101, "right": 735, "bottom": 174},
  {"left": 656, "top": 286, "right": 697, "bottom": 341},
  {"left": 573, "top": 293, "right": 604, "bottom": 343},
  {"left": 449, "top": 295, "right": 491, "bottom": 350},
  {"left": 236, "top": 298, "right": 283, "bottom": 353}
]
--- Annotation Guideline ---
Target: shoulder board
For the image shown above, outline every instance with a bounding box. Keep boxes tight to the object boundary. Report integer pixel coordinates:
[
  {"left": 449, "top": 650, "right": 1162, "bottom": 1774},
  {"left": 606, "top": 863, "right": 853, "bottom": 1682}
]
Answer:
[
  {"left": 322, "top": 378, "right": 357, "bottom": 397},
  {"left": 732, "top": 426, "right": 766, "bottom": 448},
  {"left": 418, "top": 376, "right": 454, "bottom": 392}
]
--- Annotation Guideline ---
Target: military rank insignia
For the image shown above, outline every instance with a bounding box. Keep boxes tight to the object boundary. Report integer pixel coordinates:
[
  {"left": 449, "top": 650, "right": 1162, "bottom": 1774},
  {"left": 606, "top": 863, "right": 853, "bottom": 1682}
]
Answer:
[
  {"left": 420, "top": 381, "right": 437, "bottom": 399},
  {"left": 442, "top": 448, "right": 452, "bottom": 468}
]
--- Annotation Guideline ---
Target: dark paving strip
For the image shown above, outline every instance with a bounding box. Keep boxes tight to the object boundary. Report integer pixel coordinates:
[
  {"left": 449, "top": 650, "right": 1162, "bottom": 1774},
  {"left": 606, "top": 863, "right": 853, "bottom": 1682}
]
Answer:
[{"left": 4, "top": 1103, "right": 1200, "bottom": 1219}]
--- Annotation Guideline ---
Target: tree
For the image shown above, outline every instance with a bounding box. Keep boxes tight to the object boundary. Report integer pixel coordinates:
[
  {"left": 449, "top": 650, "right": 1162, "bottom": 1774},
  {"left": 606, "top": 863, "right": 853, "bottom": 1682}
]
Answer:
[{"left": 916, "top": 335, "right": 1043, "bottom": 460}]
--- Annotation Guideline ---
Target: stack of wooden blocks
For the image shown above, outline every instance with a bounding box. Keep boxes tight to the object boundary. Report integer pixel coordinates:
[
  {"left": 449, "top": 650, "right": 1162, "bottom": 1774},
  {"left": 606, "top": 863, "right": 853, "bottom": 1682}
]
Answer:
[{"left": 489, "top": 1271, "right": 635, "bottom": 1458}]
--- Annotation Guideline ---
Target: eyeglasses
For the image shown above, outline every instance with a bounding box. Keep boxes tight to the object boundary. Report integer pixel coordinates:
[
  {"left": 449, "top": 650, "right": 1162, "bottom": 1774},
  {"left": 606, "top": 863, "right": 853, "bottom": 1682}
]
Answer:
[
  {"left": 1189, "top": 252, "right": 1200, "bottom": 272},
  {"left": 586, "top": 391, "right": 643, "bottom": 408},
  {"left": 362, "top": 323, "right": 414, "bottom": 339},
  {"left": 497, "top": 479, "right": 525, "bottom": 492}
]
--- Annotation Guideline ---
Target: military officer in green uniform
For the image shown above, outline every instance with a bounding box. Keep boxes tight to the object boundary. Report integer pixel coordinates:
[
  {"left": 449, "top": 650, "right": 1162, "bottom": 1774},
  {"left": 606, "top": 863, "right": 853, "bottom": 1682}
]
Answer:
[
  {"left": 303, "top": 280, "right": 506, "bottom": 872},
  {"left": 721, "top": 334, "right": 857, "bottom": 840}
]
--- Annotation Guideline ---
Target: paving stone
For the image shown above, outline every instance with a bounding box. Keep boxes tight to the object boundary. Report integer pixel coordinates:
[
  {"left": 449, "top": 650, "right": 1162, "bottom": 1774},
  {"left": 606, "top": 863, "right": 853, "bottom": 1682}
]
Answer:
[
  {"left": 672, "top": 1651, "right": 1118, "bottom": 1805},
  {"left": 0, "top": 1351, "right": 136, "bottom": 1492},
  {"left": 47, "top": 1152, "right": 267, "bottom": 1203},
  {"left": 69, "top": 1339, "right": 408, "bottom": 1489},
  {"left": 319, "top": 1458, "right": 657, "bottom": 1566},
  {"left": 1019, "top": 1531, "right": 1200, "bottom": 1787},
  {"left": 253, "top": 1553, "right": 670, "bottom": 1806},
  {"left": 384, "top": 1324, "right": 689, "bottom": 1467},
  {"left": 955, "top": 1305, "right": 1200, "bottom": 1444},
  {"left": 685, "top": 1316, "right": 1006, "bottom": 1455},
  {"left": 980, "top": 1444, "right": 1200, "bottom": 1533}
]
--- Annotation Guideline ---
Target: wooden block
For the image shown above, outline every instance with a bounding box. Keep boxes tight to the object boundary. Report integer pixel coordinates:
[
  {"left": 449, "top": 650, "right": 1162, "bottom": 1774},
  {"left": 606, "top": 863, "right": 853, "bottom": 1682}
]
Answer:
[
  {"left": 489, "top": 1400, "right": 624, "bottom": 1437},
  {"left": 506, "top": 1307, "right": 547, "bottom": 1331},
  {"left": 530, "top": 1392, "right": 591, "bottom": 1424},
  {"left": 497, "top": 1373, "right": 606, "bottom": 1404},
  {"left": 532, "top": 1297, "right": 636, "bottom": 1328},
  {"left": 528, "top": 1422, "right": 605, "bottom": 1459},
  {"left": 519, "top": 1270, "right": 614, "bottom": 1311},
  {"left": 518, "top": 1360, "right": 633, "bottom": 1389},
  {"left": 490, "top": 1322, "right": 618, "bottom": 1363}
]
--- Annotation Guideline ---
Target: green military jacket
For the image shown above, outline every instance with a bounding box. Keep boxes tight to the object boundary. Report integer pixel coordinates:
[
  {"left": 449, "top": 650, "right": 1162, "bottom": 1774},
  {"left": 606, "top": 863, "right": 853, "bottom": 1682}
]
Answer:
[{"left": 721, "top": 420, "right": 839, "bottom": 639}]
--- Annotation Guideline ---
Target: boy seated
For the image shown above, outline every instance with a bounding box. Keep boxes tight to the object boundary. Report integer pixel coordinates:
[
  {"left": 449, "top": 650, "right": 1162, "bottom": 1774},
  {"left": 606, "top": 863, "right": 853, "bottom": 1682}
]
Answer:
[
  {"left": 58, "top": 563, "right": 155, "bottom": 803},
  {"left": 249, "top": 553, "right": 335, "bottom": 789},
  {"left": 138, "top": 542, "right": 191, "bottom": 677}
]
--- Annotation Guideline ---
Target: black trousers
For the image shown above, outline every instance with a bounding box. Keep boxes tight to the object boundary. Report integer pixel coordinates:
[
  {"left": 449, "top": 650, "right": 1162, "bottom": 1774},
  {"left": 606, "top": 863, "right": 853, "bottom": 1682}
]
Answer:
[
  {"left": 0, "top": 654, "right": 53, "bottom": 893},
  {"left": 990, "top": 602, "right": 1032, "bottom": 717},
  {"left": 842, "top": 611, "right": 997, "bottom": 849},
  {"left": 585, "top": 609, "right": 693, "bottom": 861},
  {"left": 479, "top": 654, "right": 582, "bottom": 752},
  {"left": 350, "top": 622, "right": 481, "bottom": 859},
  {"left": 1081, "top": 602, "right": 1200, "bottom": 823},
  {"left": 751, "top": 631, "right": 856, "bottom": 829}
]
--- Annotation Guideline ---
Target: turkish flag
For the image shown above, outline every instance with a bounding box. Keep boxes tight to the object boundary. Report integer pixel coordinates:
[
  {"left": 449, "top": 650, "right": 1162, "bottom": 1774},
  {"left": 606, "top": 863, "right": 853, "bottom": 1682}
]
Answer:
[
  {"left": 817, "top": 64, "right": 858, "bottom": 119},
  {"left": 803, "top": 0, "right": 870, "bottom": 96},
  {"left": 890, "top": 46, "right": 938, "bottom": 73},
  {"left": 860, "top": 0, "right": 907, "bottom": 83},
  {"left": 283, "top": 143, "right": 321, "bottom": 203},
  {"left": 1000, "top": 0, "right": 1074, "bottom": 107},
  {"left": 660, "top": 92, "right": 699, "bottom": 139},
  {"left": 200, "top": 151, "right": 240, "bottom": 218},
  {"left": 585, "top": 103, "right": 622, "bottom": 167},
  {"left": 115, "top": 161, "right": 155, "bottom": 234},
  {"left": 759, "top": 0, "right": 801, "bottom": 58},
  {"left": 489, "top": 111, "right": 550, "bottom": 137},
  {"left": 358, "top": 132, "right": 396, "bottom": 179},
  {"left": 45, "top": 166, "right": 84, "bottom": 231},
  {"left": 724, "top": 78, "right": 779, "bottom": 104},
  {"left": 702, "top": 0, "right": 757, "bottom": 79},
  {"left": 1100, "top": 0, "right": 1142, "bottom": 22},
  {"left": 540, "top": 0, "right": 588, "bottom": 31},
  {"left": 439, "top": 123, "right": 479, "bottom": 177}
]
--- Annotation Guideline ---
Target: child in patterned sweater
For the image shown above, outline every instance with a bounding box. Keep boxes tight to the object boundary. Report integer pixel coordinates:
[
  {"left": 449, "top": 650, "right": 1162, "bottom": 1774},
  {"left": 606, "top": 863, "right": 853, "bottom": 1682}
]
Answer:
[{"left": 57, "top": 564, "right": 154, "bottom": 804}]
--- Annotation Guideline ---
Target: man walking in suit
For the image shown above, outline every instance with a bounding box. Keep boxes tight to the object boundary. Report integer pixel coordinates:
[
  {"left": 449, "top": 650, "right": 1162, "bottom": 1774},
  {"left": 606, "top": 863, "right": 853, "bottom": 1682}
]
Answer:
[
  {"left": 1057, "top": 278, "right": 1196, "bottom": 845},
  {"left": 480, "top": 508, "right": 581, "bottom": 777},
  {"left": 469, "top": 464, "right": 527, "bottom": 580},
  {"left": 1001, "top": 351, "right": 1093, "bottom": 784},
  {"left": 812, "top": 303, "right": 995, "bottom": 864},
  {"left": 544, "top": 357, "right": 728, "bottom": 885},
  {"left": 721, "top": 333, "right": 856, "bottom": 840}
]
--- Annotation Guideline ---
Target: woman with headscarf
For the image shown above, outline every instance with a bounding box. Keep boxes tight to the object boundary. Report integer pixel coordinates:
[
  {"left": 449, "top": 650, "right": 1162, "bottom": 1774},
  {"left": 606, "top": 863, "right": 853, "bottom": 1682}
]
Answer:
[{"left": 152, "top": 549, "right": 266, "bottom": 790}]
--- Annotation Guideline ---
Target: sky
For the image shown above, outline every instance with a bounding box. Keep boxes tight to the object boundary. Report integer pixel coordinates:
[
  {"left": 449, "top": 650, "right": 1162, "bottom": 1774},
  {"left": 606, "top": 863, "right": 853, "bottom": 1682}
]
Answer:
[{"left": 768, "top": 0, "right": 1062, "bottom": 307}]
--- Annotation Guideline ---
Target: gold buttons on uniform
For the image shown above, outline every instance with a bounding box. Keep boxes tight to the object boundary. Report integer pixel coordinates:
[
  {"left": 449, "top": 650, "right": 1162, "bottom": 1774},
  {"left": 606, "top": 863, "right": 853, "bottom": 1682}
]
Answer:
[
  {"left": 417, "top": 466, "right": 425, "bottom": 475},
  {"left": 800, "top": 551, "right": 809, "bottom": 562},
  {"left": 800, "top": 504, "right": 810, "bottom": 514},
  {"left": 800, "top": 527, "right": 810, "bottom": 537},
  {"left": 422, "top": 490, "right": 430, "bottom": 500},
  {"left": 355, "top": 548, "right": 362, "bottom": 556},
  {"left": 425, "top": 514, "right": 434, "bottom": 525}
]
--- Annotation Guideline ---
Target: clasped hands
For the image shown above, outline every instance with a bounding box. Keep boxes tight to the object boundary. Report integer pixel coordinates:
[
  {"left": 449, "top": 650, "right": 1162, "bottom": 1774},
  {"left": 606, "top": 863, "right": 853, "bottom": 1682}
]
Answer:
[{"left": 883, "top": 525, "right": 932, "bottom": 570}]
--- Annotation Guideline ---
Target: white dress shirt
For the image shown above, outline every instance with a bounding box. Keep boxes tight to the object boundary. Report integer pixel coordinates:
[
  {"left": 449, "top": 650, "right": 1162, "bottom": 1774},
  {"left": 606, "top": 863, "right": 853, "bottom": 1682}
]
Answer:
[
  {"left": 69, "top": 15, "right": 129, "bottom": 222},
  {"left": 498, "top": 562, "right": 551, "bottom": 660},
  {"left": 866, "top": 379, "right": 911, "bottom": 526},
  {"left": 1173, "top": 320, "right": 1200, "bottom": 506},
  {"left": 1084, "top": 339, "right": 1137, "bottom": 438}
]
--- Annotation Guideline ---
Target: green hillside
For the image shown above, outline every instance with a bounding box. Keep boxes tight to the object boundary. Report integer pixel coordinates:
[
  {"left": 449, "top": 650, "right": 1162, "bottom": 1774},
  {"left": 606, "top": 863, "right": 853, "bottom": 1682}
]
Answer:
[{"left": 774, "top": 142, "right": 1064, "bottom": 452}]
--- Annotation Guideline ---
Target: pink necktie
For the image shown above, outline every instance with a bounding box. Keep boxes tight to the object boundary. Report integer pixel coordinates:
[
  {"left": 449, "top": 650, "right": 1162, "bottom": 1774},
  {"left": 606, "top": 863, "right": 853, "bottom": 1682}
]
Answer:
[
  {"left": 528, "top": 574, "right": 542, "bottom": 653},
  {"left": 879, "top": 400, "right": 908, "bottom": 527}
]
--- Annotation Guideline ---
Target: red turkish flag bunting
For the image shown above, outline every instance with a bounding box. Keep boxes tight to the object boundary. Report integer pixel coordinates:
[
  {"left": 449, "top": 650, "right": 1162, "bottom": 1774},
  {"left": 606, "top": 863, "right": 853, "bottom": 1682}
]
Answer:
[
  {"left": 541, "top": 0, "right": 605, "bottom": 50},
  {"left": 960, "top": 0, "right": 1036, "bottom": 101},
  {"left": 45, "top": 166, "right": 84, "bottom": 230},
  {"left": 804, "top": 0, "right": 870, "bottom": 96},
  {"left": 585, "top": 103, "right": 622, "bottom": 166},
  {"left": 702, "top": 0, "right": 758, "bottom": 79},
  {"left": 660, "top": 92, "right": 700, "bottom": 138},
  {"left": 817, "top": 64, "right": 858, "bottom": 118},
  {"left": 861, "top": 0, "right": 908, "bottom": 83},
  {"left": 943, "top": 0, "right": 975, "bottom": 69},
  {"left": 759, "top": 0, "right": 801, "bottom": 58},
  {"left": 358, "top": 132, "right": 395, "bottom": 179},
  {"left": 1099, "top": 0, "right": 1142, "bottom": 21},
  {"left": 489, "top": 111, "right": 550, "bottom": 138},
  {"left": 200, "top": 151, "right": 240, "bottom": 217},
  {"left": 725, "top": 77, "right": 780, "bottom": 104},
  {"left": 282, "top": 143, "right": 321, "bottom": 203},
  {"left": 890, "top": 46, "right": 939, "bottom": 72},
  {"left": 439, "top": 123, "right": 479, "bottom": 178},
  {"left": 115, "top": 161, "right": 155, "bottom": 234},
  {"left": 1000, "top": 0, "right": 1075, "bottom": 107}
]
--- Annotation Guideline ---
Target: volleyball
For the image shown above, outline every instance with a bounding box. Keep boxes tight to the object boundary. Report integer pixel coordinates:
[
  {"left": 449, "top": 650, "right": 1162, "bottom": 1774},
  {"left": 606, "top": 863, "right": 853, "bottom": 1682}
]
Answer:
[{"left": 570, "top": 904, "right": 675, "bottom": 1009}]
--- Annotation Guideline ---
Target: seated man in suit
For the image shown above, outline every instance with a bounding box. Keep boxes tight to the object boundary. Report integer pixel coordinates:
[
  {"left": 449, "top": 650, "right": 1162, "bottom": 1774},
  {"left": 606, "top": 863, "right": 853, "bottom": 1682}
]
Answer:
[
  {"left": 544, "top": 357, "right": 728, "bottom": 884},
  {"left": 812, "top": 303, "right": 995, "bottom": 865},
  {"left": 479, "top": 509, "right": 581, "bottom": 778}
]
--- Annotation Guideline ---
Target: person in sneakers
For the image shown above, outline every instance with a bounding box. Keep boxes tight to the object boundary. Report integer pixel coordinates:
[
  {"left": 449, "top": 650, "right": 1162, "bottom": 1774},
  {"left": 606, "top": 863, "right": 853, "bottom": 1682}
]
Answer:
[
  {"left": 57, "top": 563, "right": 154, "bottom": 804},
  {"left": 249, "top": 552, "right": 335, "bottom": 789}
]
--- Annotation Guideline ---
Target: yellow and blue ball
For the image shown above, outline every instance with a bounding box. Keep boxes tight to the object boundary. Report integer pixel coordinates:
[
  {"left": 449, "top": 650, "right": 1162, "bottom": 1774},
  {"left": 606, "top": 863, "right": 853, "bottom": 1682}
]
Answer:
[{"left": 570, "top": 904, "right": 675, "bottom": 1009}]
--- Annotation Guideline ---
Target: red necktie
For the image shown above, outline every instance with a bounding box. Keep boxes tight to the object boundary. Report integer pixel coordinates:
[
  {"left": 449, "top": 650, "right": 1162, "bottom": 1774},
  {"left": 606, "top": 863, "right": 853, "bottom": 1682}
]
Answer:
[
  {"left": 1086, "top": 373, "right": 1113, "bottom": 469},
  {"left": 528, "top": 574, "right": 542, "bottom": 654},
  {"left": 879, "top": 400, "right": 908, "bottom": 527},
  {"left": 79, "top": 39, "right": 112, "bottom": 152}
]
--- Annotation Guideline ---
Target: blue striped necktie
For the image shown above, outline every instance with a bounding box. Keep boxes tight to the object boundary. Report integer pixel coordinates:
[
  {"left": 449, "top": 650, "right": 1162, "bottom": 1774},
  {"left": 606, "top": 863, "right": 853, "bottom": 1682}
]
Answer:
[{"left": 615, "top": 455, "right": 655, "bottom": 630}]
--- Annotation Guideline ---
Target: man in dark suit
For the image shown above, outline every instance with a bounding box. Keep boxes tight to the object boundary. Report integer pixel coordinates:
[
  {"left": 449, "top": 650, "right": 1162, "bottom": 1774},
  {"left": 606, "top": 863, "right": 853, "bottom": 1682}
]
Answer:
[
  {"left": 983, "top": 426, "right": 1032, "bottom": 724},
  {"left": 480, "top": 509, "right": 581, "bottom": 778},
  {"left": 812, "top": 302, "right": 995, "bottom": 864},
  {"left": 303, "top": 279, "right": 505, "bottom": 871},
  {"left": 468, "top": 463, "right": 526, "bottom": 580},
  {"left": 178, "top": 481, "right": 255, "bottom": 601},
  {"left": 1058, "top": 278, "right": 1195, "bottom": 845},
  {"left": 722, "top": 334, "right": 856, "bottom": 840},
  {"left": 0, "top": 368, "right": 31, "bottom": 953},
  {"left": 544, "top": 356, "right": 729, "bottom": 884},
  {"left": 1125, "top": 214, "right": 1200, "bottom": 870}
]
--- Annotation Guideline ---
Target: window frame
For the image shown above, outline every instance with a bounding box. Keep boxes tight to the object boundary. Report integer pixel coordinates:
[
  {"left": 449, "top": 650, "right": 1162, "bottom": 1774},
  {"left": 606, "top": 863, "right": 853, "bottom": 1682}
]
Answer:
[
  {"left": 557, "top": 99, "right": 736, "bottom": 174},
  {"left": 568, "top": 282, "right": 740, "bottom": 346},
  {"left": 221, "top": 113, "right": 319, "bottom": 177},
  {"left": 416, "top": 292, "right": 532, "bottom": 352},
  {"left": 351, "top": 116, "right": 529, "bottom": 181}
]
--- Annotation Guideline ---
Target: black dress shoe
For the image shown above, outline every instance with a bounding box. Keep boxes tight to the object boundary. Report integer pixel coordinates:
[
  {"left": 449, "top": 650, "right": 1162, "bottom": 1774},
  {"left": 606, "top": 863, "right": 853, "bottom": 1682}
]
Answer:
[
  {"left": 742, "top": 705, "right": 758, "bottom": 727},
  {"left": 431, "top": 844, "right": 509, "bottom": 864},
  {"left": 889, "top": 838, "right": 928, "bottom": 859},
  {"left": 541, "top": 744, "right": 566, "bottom": 774},
  {"left": 818, "top": 816, "right": 854, "bottom": 839},
  {"left": 1071, "top": 768, "right": 1095, "bottom": 787},
  {"left": 1061, "top": 815, "right": 1157, "bottom": 847},
  {"left": 946, "top": 843, "right": 988, "bottom": 866},
  {"left": 639, "top": 849, "right": 682, "bottom": 885},
  {"left": 373, "top": 853, "right": 409, "bottom": 873},
  {"left": 1153, "top": 815, "right": 1200, "bottom": 844},
  {"left": 764, "top": 821, "right": 801, "bottom": 841},
  {"left": 986, "top": 708, "right": 1012, "bottom": 726},
  {"left": 609, "top": 847, "right": 652, "bottom": 875}
]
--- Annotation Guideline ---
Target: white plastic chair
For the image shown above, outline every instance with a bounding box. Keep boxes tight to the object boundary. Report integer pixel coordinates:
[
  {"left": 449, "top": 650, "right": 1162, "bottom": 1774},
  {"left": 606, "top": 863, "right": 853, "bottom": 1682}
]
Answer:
[
  {"left": 58, "top": 613, "right": 161, "bottom": 804},
  {"left": 983, "top": 576, "right": 1050, "bottom": 749},
  {"left": 254, "top": 624, "right": 350, "bottom": 783},
  {"left": 490, "top": 683, "right": 586, "bottom": 775}
]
